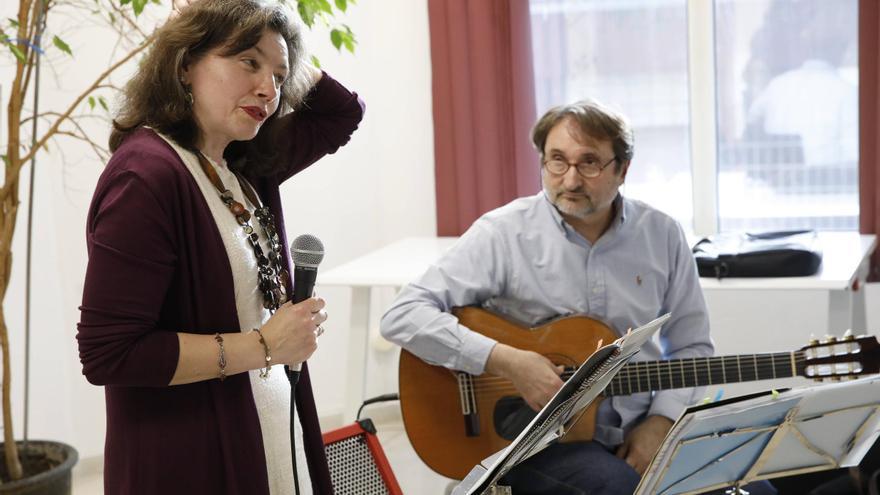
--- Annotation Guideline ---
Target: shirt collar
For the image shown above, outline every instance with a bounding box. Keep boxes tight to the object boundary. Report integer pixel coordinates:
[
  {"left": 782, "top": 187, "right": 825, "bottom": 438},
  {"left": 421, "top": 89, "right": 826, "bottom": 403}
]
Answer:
[
  {"left": 540, "top": 190, "right": 568, "bottom": 234},
  {"left": 613, "top": 193, "right": 627, "bottom": 225}
]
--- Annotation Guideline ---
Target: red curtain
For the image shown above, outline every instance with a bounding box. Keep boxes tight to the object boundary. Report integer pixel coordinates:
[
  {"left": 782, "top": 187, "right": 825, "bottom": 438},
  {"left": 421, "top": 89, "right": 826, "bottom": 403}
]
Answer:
[
  {"left": 428, "top": 0, "right": 539, "bottom": 236},
  {"left": 860, "top": 0, "right": 880, "bottom": 280}
]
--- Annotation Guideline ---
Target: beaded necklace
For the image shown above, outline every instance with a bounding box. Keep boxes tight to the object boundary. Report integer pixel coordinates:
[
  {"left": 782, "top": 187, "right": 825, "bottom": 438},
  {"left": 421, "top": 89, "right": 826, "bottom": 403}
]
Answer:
[{"left": 195, "top": 151, "right": 289, "bottom": 311}]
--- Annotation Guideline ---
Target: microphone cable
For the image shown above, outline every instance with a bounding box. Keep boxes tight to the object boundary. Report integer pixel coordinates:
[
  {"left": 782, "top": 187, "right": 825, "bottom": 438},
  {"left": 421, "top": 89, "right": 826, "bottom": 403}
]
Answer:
[{"left": 356, "top": 393, "right": 400, "bottom": 422}]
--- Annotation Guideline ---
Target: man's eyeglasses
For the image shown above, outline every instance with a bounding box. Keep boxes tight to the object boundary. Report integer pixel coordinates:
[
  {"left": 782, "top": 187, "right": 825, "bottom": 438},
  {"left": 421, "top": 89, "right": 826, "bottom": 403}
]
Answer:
[{"left": 542, "top": 155, "right": 617, "bottom": 179}]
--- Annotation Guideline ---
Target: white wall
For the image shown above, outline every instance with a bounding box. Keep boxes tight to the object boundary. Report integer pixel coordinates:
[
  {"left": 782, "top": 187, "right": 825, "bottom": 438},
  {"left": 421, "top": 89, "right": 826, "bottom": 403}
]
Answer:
[
  {"left": 0, "top": 0, "right": 434, "bottom": 462},
  {"left": 282, "top": 0, "right": 436, "bottom": 422}
]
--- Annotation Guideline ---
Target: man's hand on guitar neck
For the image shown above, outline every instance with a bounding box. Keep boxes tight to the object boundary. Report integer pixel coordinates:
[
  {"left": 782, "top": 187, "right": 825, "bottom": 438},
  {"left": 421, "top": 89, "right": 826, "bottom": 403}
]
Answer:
[
  {"left": 615, "top": 414, "right": 674, "bottom": 475},
  {"left": 485, "top": 343, "right": 564, "bottom": 411}
]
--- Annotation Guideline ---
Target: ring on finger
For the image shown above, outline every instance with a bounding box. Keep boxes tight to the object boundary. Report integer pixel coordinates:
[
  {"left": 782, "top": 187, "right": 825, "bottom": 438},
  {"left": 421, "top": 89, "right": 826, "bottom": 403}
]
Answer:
[{"left": 316, "top": 325, "right": 325, "bottom": 337}]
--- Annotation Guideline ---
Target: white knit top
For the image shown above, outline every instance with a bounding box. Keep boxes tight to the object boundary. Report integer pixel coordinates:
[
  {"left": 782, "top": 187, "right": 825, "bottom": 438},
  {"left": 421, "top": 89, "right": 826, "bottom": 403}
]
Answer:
[{"left": 158, "top": 133, "right": 311, "bottom": 495}]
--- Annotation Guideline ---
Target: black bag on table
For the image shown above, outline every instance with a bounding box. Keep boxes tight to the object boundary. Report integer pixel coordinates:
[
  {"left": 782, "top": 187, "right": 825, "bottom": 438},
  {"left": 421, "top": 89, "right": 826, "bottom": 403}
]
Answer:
[{"left": 692, "top": 230, "right": 823, "bottom": 279}]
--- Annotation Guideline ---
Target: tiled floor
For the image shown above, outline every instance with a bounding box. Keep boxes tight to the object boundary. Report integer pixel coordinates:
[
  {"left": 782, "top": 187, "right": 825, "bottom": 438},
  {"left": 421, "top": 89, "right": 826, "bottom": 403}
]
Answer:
[{"left": 72, "top": 403, "right": 454, "bottom": 494}]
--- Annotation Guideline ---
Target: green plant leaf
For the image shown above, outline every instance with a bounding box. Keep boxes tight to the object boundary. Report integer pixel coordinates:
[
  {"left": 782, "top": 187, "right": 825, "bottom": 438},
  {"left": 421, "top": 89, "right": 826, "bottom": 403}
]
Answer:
[
  {"left": 88, "top": 96, "right": 96, "bottom": 110},
  {"left": 132, "top": 0, "right": 148, "bottom": 16},
  {"left": 310, "top": 54, "right": 321, "bottom": 68},
  {"left": 98, "top": 96, "right": 109, "bottom": 111},
  {"left": 338, "top": 24, "right": 356, "bottom": 53},
  {"left": 7, "top": 18, "right": 19, "bottom": 28},
  {"left": 334, "top": 0, "right": 347, "bottom": 12},
  {"left": 52, "top": 35, "right": 72, "bottom": 56},
  {"left": 330, "top": 28, "right": 342, "bottom": 50},
  {"left": 119, "top": 0, "right": 131, "bottom": 5},
  {"left": 7, "top": 43, "right": 25, "bottom": 63},
  {"left": 316, "top": 0, "right": 333, "bottom": 15},
  {"left": 297, "top": 0, "right": 318, "bottom": 27}
]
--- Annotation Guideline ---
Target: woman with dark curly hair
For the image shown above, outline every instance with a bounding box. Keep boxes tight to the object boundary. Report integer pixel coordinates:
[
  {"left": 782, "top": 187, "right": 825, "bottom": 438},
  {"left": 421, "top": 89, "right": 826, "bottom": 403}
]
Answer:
[{"left": 76, "top": 0, "right": 364, "bottom": 493}]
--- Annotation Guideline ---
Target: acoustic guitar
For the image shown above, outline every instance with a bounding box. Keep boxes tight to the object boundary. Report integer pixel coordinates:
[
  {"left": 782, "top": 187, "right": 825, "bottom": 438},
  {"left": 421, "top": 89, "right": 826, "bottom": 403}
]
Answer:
[{"left": 398, "top": 306, "right": 880, "bottom": 480}]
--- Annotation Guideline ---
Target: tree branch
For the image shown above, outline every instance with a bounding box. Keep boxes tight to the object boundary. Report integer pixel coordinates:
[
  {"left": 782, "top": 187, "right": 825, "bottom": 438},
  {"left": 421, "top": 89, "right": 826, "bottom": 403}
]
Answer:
[
  {"left": 108, "top": 0, "right": 149, "bottom": 40},
  {"left": 54, "top": 129, "right": 110, "bottom": 160},
  {"left": 11, "top": 34, "right": 153, "bottom": 185},
  {"left": 19, "top": 109, "right": 112, "bottom": 126}
]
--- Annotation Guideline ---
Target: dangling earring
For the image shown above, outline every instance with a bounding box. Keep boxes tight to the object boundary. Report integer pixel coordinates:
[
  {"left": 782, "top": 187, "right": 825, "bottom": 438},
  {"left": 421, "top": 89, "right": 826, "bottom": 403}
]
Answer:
[{"left": 180, "top": 79, "right": 193, "bottom": 106}]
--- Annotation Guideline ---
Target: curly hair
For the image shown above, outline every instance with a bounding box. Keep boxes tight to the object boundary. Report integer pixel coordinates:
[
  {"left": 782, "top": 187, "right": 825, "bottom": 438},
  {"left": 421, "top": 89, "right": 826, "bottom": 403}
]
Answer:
[{"left": 109, "top": 0, "right": 310, "bottom": 176}]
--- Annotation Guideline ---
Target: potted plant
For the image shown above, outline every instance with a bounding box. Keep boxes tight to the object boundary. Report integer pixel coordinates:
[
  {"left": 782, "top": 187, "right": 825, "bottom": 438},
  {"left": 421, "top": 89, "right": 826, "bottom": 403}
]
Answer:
[{"left": 0, "top": 0, "right": 354, "bottom": 489}]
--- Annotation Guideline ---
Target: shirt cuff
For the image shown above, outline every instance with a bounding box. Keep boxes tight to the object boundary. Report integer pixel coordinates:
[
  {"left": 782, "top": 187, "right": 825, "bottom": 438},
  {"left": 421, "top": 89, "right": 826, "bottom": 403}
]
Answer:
[
  {"left": 304, "top": 70, "right": 360, "bottom": 111},
  {"left": 454, "top": 328, "right": 497, "bottom": 376},
  {"left": 648, "top": 391, "right": 691, "bottom": 422}
]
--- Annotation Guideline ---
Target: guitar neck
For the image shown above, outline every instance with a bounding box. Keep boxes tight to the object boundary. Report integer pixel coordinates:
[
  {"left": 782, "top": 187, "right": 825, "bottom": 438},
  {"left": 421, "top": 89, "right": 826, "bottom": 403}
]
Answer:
[{"left": 601, "top": 351, "right": 805, "bottom": 396}]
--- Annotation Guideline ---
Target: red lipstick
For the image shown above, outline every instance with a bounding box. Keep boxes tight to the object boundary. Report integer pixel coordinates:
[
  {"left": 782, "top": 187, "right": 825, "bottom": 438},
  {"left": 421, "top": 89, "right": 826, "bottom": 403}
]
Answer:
[{"left": 241, "top": 106, "right": 267, "bottom": 122}]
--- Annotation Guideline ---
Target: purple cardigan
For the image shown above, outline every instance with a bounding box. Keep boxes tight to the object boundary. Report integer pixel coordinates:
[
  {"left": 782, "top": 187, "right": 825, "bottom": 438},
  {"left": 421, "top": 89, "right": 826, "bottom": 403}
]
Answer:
[{"left": 77, "top": 73, "right": 364, "bottom": 494}]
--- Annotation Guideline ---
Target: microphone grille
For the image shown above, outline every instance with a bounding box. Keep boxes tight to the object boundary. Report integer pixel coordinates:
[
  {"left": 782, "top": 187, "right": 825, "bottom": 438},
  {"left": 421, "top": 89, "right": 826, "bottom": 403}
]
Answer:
[{"left": 291, "top": 234, "right": 324, "bottom": 268}]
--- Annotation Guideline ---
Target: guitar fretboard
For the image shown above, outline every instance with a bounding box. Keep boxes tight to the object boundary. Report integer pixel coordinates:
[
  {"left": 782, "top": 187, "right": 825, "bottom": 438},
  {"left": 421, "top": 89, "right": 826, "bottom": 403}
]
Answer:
[
  {"left": 557, "top": 352, "right": 805, "bottom": 396},
  {"left": 607, "top": 351, "right": 804, "bottom": 396}
]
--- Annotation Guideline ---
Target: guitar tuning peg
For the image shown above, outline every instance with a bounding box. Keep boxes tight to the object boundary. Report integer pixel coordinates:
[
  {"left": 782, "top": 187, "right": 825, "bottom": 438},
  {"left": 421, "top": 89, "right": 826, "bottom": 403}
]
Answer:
[
  {"left": 809, "top": 335, "right": 819, "bottom": 346},
  {"left": 843, "top": 329, "right": 855, "bottom": 340},
  {"left": 824, "top": 335, "right": 838, "bottom": 344}
]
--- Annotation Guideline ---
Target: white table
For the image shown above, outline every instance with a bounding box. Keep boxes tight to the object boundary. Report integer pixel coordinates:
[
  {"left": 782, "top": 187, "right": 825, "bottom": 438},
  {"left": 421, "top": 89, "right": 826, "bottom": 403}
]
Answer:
[
  {"left": 319, "top": 238, "right": 459, "bottom": 420},
  {"left": 695, "top": 232, "right": 877, "bottom": 334},
  {"left": 319, "top": 232, "right": 876, "bottom": 420}
]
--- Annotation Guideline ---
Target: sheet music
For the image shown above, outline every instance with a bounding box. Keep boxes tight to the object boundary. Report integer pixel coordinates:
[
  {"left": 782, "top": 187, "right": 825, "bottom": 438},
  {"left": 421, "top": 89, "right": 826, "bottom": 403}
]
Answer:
[{"left": 453, "top": 313, "right": 671, "bottom": 495}]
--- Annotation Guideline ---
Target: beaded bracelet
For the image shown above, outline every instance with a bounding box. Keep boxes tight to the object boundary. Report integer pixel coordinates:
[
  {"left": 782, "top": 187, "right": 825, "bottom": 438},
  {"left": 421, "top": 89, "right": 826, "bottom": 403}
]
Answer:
[
  {"left": 253, "top": 328, "right": 272, "bottom": 379},
  {"left": 214, "top": 333, "right": 227, "bottom": 381}
]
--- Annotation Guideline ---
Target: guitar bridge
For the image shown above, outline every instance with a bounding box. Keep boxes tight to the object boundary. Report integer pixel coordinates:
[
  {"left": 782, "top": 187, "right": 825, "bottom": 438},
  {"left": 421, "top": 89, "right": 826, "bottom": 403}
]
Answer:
[{"left": 457, "top": 372, "right": 480, "bottom": 436}]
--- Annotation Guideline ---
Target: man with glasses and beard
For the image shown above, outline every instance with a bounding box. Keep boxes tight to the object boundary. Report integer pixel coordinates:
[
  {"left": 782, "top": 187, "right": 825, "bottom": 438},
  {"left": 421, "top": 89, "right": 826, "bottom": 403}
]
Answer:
[{"left": 381, "top": 100, "right": 776, "bottom": 495}]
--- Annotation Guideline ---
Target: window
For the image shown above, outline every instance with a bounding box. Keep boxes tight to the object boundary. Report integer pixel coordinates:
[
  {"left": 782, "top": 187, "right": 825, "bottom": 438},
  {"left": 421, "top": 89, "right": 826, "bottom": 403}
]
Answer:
[{"left": 530, "top": 0, "right": 859, "bottom": 234}]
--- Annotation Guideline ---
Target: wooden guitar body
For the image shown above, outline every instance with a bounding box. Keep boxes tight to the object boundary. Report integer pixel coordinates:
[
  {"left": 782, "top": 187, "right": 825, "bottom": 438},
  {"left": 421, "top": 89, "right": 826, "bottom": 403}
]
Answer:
[
  {"left": 397, "top": 306, "right": 880, "bottom": 480},
  {"left": 398, "top": 306, "right": 617, "bottom": 480}
]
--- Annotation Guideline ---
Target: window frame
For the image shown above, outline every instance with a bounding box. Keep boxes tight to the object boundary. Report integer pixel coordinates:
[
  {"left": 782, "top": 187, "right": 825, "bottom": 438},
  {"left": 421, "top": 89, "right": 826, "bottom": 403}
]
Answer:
[{"left": 688, "top": 0, "right": 719, "bottom": 236}]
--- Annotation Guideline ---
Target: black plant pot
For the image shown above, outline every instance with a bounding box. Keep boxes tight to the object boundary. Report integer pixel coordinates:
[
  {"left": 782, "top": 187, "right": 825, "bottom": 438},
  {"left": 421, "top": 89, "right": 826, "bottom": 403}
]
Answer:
[{"left": 0, "top": 441, "right": 78, "bottom": 494}]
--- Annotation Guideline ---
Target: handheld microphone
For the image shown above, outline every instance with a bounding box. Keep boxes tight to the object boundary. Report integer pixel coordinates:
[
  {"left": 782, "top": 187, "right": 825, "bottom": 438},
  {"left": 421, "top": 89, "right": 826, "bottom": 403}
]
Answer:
[
  {"left": 286, "top": 234, "right": 324, "bottom": 494},
  {"left": 286, "top": 234, "right": 325, "bottom": 386},
  {"left": 290, "top": 234, "right": 325, "bottom": 304}
]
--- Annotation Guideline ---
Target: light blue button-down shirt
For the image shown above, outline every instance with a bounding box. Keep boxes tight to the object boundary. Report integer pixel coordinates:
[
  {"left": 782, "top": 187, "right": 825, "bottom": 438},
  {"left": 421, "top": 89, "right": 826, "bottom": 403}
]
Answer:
[{"left": 380, "top": 192, "right": 713, "bottom": 445}]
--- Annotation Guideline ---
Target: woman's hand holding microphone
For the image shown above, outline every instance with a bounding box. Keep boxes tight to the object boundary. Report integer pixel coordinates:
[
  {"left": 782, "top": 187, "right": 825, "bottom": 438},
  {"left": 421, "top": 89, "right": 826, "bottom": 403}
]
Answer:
[{"left": 260, "top": 297, "right": 327, "bottom": 366}]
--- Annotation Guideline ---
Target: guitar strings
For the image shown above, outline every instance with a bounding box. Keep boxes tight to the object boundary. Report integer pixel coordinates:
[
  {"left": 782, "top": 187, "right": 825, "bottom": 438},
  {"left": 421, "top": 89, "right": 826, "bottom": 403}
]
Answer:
[
  {"left": 462, "top": 351, "right": 861, "bottom": 396},
  {"left": 462, "top": 353, "right": 813, "bottom": 394},
  {"left": 465, "top": 357, "right": 810, "bottom": 394},
  {"left": 465, "top": 353, "right": 809, "bottom": 387}
]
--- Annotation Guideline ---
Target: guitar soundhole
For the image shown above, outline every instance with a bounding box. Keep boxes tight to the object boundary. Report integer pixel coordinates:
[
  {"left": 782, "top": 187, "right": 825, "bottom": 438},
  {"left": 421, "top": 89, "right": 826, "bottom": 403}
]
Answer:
[{"left": 493, "top": 396, "right": 537, "bottom": 441}]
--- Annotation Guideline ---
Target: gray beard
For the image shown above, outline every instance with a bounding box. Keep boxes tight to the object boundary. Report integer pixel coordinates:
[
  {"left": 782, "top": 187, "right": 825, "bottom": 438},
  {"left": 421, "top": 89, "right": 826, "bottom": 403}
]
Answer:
[{"left": 544, "top": 186, "right": 596, "bottom": 219}]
